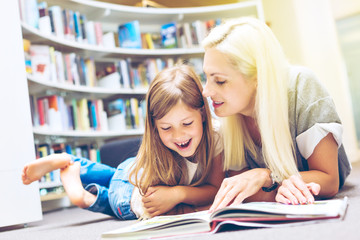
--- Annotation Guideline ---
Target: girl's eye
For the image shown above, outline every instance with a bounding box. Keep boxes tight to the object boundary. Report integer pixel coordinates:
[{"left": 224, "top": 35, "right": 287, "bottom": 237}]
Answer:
[
  {"left": 183, "top": 121, "right": 193, "bottom": 126},
  {"left": 161, "top": 127, "right": 171, "bottom": 131}
]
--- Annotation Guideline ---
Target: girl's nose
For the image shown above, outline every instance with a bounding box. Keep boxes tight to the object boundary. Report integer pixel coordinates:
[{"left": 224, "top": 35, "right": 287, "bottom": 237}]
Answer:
[{"left": 172, "top": 128, "right": 184, "bottom": 140}]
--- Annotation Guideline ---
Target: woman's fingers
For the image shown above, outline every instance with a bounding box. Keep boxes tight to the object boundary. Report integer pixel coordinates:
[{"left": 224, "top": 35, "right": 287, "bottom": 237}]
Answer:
[
  {"left": 277, "top": 175, "right": 318, "bottom": 204},
  {"left": 307, "top": 182, "right": 321, "bottom": 196},
  {"left": 209, "top": 181, "right": 229, "bottom": 212}
]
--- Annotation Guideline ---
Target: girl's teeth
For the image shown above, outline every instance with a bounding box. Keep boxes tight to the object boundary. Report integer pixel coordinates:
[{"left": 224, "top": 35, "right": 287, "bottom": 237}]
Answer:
[{"left": 177, "top": 139, "right": 189, "bottom": 146}]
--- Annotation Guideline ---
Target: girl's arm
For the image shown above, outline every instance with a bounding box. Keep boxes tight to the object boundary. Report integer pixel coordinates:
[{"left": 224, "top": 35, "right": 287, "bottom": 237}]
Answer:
[
  {"left": 142, "top": 153, "right": 225, "bottom": 217},
  {"left": 276, "top": 133, "right": 338, "bottom": 204}
]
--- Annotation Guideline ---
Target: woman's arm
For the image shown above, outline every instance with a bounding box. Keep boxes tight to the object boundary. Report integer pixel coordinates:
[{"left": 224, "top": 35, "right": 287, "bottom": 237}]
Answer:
[
  {"left": 276, "top": 133, "right": 339, "bottom": 204},
  {"left": 142, "top": 153, "right": 225, "bottom": 217}
]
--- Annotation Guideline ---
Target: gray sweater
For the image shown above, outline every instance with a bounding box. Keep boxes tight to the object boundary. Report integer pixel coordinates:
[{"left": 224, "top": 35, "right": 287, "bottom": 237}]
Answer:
[{"left": 245, "top": 66, "right": 351, "bottom": 188}]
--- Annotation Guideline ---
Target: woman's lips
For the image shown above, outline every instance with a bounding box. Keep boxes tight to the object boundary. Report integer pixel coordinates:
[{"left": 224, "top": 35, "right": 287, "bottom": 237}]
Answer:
[{"left": 212, "top": 101, "right": 224, "bottom": 108}]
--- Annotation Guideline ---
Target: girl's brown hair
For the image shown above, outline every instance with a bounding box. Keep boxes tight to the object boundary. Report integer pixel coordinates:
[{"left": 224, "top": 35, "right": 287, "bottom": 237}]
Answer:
[{"left": 129, "top": 64, "right": 214, "bottom": 194}]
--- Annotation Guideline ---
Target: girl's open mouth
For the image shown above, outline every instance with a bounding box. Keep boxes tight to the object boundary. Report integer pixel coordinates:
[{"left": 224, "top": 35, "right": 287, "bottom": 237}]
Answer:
[{"left": 175, "top": 139, "right": 192, "bottom": 150}]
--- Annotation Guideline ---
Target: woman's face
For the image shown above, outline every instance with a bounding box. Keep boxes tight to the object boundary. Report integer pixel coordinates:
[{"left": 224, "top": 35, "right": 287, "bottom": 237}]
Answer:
[
  {"left": 203, "top": 48, "right": 257, "bottom": 117},
  {"left": 155, "top": 100, "right": 203, "bottom": 158}
]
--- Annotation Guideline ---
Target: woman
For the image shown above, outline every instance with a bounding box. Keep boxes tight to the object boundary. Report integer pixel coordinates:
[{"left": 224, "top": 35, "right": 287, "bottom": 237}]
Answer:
[{"left": 201, "top": 17, "right": 351, "bottom": 211}]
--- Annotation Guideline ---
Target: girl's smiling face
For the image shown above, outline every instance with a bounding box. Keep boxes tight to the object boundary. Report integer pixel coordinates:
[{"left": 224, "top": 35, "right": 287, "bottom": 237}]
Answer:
[
  {"left": 155, "top": 100, "right": 203, "bottom": 158},
  {"left": 202, "top": 48, "right": 257, "bottom": 117}
]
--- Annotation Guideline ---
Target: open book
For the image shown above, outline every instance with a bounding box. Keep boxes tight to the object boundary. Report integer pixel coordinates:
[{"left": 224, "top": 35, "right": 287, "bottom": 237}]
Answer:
[{"left": 101, "top": 197, "right": 348, "bottom": 239}]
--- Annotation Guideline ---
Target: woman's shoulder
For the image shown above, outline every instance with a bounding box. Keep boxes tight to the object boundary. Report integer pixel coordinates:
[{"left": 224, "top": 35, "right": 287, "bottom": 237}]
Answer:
[
  {"left": 288, "top": 65, "right": 331, "bottom": 102},
  {"left": 289, "top": 66, "right": 322, "bottom": 88}
]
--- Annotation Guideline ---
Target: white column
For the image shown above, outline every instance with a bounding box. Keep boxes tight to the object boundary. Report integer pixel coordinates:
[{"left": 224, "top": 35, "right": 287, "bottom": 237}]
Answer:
[
  {"left": 0, "top": 0, "right": 42, "bottom": 227},
  {"left": 262, "top": 0, "right": 359, "bottom": 162}
]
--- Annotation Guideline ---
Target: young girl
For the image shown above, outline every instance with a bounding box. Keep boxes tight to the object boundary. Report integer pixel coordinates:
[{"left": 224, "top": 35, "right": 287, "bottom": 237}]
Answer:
[
  {"left": 22, "top": 64, "right": 224, "bottom": 220},
  {"left": 200, "top": 17, "right": 351, "bottom": 211}
]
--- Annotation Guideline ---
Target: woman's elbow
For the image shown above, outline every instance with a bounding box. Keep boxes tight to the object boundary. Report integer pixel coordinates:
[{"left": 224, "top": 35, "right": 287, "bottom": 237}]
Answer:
[{"left": 320, "top": 177, "right": 339, "bottom": 199}]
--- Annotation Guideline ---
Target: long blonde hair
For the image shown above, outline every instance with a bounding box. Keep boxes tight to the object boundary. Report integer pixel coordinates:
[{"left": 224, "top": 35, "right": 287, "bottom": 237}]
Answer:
[
  {"left": 129, "top": 64, "right": 215, "bottom": 194},
  {"left": 202, "top": 17, "right": 298, "bottom": 181}
]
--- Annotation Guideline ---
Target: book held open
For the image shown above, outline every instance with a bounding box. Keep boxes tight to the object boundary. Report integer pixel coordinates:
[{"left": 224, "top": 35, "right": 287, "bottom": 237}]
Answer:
[{"left": 101, "top": 197, "right": 348, "bottom": 239}]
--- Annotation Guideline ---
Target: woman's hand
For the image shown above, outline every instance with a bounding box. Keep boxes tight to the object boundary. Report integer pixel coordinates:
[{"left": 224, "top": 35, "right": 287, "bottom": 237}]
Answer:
[
  {"left": 209, "top": 168, "right": 270, "bottom": 212},
  {"left": 275, "top": 175, "right": 320, "bottom": 204},
  {"left": 142, "top": 186, "right": 181, "bottom": 217}
]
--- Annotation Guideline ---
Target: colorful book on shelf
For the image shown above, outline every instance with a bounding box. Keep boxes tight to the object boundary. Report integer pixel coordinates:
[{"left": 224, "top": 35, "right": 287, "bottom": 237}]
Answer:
[
  {"left": 101, "top": 198, "right": 348, "bottom": 240},
  {"left": 94, "top": 22, "right": 103, "bottom": 46},
  {"left": 85, "top": 58, "right": 96, "bottom": 87},
  {"left": 107, "top": 99, "right": 126, "bottom": 131},
  {"left": 118, "top": 20, "right": 142, "bottom": 49},
  {"left": 21, "top": 0, "right": 39, "bottom": 28},
  {"left": 160, "top": 22, "right": 177, "bottom": 48},
  {"left": 48, "top": 5, "right": 64, "bottom": 39},
  {"left": 78, "top": 98, "right": 91, "bottom": 131},
  {"left": 85, "top": 21, "right": 96, "bottom": 45},
  {"left": 30, "top": 45, "right": 51, "bottom": 81},
  {"left": 73, "top": 11, "right": 83, "bottom": 42},
  {"left": 71, "top": 99, "right": 79, "bottom": 130},
  {"left": 102, "top": 31, "right": 117, "bottom": 48},
  {"left": 79, "top": 14, "right": 87, "bottom": 43}
]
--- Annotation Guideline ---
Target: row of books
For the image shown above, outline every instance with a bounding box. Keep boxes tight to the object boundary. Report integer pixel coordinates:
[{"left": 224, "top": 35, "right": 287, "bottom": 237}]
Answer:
[
  {"left": 20, "top": 0, "right": 106, "bottom": 47},
  {"left": 118, "top": 19, "right": 221, "bottom": 50},
  {"left": 25, "top": 42, "right": 97, "bottom": 86},
  {"left": 29, "top": 94, "right": 146, "bottom": 132},
  {"left": 160, "top": 19, "right": 222, "bottom": 49},
  {"left": 96, "top": 58, "right": 175, "bottom": 89},
  {"left": 107, "top": 98, "right": 146, "bottom": 132},
  {"left": 36, "top": 142, "right": 100, "bottom": 186},
  {"left": 19, "top": 0, "right": 222, "bottom": 49},
  {"left": 24, "top": 40, "right": 181, "bottom": 89}
]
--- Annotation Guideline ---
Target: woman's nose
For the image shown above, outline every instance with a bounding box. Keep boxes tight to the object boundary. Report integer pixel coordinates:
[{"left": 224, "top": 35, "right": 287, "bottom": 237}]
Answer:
[{"left": 202, "top": 82, "right": 212, "bottom": 98}]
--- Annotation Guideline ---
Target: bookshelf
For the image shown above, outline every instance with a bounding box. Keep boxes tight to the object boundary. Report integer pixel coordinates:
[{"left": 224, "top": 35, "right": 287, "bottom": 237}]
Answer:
[{"left": 19, "top": 0, "right": 264, "bottom": 210}]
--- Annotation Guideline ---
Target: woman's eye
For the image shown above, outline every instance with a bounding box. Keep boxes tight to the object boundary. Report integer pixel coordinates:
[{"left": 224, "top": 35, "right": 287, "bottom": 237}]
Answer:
[
  {"left": 216, "top": 80, "right": 226, "bottom": 85},
  {"left": 161, "top": 127, "right": 171, "bottom": 131},
  {"left": 183, "top": 121, "right": 193, "bottom": 126}
]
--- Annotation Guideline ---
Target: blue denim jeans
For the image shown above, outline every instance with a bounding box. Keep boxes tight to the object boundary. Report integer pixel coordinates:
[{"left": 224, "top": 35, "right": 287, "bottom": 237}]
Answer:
[{"left": 71, "top": 156, "right": 137, "bottom": 220}]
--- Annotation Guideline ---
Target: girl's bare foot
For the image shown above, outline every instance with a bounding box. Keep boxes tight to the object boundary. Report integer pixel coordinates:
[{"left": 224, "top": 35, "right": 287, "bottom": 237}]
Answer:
[
  {"left": 22, "top": 153, "right": 72, "bottom": 185},
  {"left": 60, "top": 162, "right": 96, "bottom": 208}
]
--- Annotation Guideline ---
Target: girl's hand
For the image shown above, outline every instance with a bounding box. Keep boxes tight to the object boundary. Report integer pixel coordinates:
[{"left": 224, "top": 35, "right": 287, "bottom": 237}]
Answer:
[
  {"left": 275, "top": 175, "right": 320, "bottom": 204},
  {"left": 209, "top": 168, "right": 269, "bottom": 212},
  {"left": 142, "top": 186, "right": 181, "bottom": 217}
]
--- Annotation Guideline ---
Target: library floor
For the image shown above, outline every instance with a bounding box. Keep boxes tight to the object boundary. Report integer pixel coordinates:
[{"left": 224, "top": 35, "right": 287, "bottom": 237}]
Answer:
[{"left": 1, "top": 161, "right": 360, "bottom": 240}]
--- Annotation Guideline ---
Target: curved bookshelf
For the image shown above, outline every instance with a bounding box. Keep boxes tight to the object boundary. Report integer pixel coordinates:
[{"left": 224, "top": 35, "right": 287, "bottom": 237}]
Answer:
[
  {"left": 28, "top": 75, "right": 148, "bottom": 98},
  {"left": 22, "top": 0, "right": 264, "bottom": 207},
  {"left": 45, "top": 0, "right": 264, "bottom": 24},
  {"left": 21, "top": 22, "right": 204, "bottom": 59}
]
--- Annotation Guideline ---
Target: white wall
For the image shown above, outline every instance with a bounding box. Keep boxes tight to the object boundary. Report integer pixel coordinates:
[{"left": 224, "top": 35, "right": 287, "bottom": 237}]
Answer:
[
  {"left": 262, "top": 0, "right": 360, "bottom": 162},
  {"left": 331, "top": 0, "right": 360, "bottom": 20},
  {"left": 0, "top": 0, "right": 42, "bottom": 227}
]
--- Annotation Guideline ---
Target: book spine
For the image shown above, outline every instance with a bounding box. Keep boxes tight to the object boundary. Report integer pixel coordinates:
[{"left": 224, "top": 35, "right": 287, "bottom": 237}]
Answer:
[{"left": 94, "top": 22, "right": 103, "bottom": 46}]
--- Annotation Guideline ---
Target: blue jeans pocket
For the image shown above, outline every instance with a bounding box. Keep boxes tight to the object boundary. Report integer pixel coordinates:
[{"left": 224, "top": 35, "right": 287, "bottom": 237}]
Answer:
[{"left": 108, "top": 157, "right": 137, "bottom": 220}]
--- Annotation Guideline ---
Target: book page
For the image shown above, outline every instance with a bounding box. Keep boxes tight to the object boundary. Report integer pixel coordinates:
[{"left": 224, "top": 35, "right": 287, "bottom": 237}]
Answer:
[
  {"left": 211, "top": 197, "right": 348, "bottom": 219},
  {"left": 102, "top": 210, "right": 212, "bottom": 237}
]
